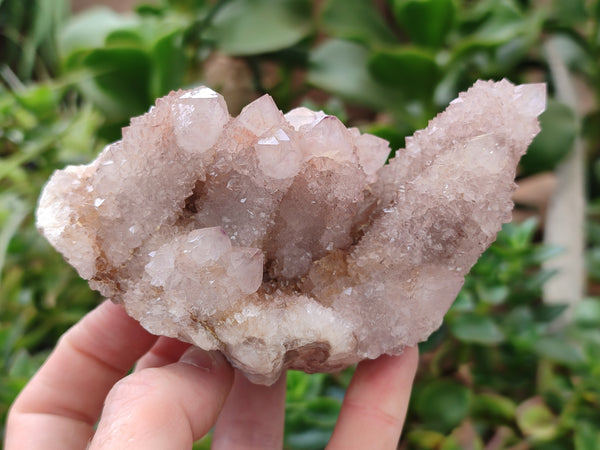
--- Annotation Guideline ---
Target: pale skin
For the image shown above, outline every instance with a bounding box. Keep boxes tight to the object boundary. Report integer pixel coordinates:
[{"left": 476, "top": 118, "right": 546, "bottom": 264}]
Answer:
[{"left": 6, "top": 300, "right": 419, "bottom": 449}]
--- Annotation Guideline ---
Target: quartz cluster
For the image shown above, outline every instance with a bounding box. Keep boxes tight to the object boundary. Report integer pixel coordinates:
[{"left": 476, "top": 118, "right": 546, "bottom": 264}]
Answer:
[{"left": 37, "top": 80, "right": 545, "bottom": 384}]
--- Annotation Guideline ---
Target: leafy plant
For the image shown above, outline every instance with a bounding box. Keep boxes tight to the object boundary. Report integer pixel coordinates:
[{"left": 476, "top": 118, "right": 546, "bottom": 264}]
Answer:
[{"left": 2, "top": 0, "right": 600, "bottom": 448}]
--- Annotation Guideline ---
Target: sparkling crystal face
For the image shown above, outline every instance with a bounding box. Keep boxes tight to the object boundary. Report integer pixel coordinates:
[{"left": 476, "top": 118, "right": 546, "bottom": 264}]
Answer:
[{"left": 37, "top": 80, "right": 545, "bottom": 384}]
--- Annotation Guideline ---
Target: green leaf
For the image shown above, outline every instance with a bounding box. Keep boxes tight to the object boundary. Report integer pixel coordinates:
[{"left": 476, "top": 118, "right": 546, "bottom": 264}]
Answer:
[
  {"left": 516, "top": 397, "right": 558, "bottom": 441},
  {"left": 365, "top": 123, "right": 411, "bottom": 154},
  {"left": 192, "top": 433, "right": 211, "bottom": 450},
  {"left": 528, "top": 245, "right": 563, "bottom": 264},
  {"left": 78, "top": 47, "right": 152, "bottom": 120},
  {"left": 448, "top": 2, "right": 543, "bottom": 74},
  {"left": 449, "top": 313, "right": 504, "bottom": 344},
  {"left": 59, "top": 11, "right": 188, "bottom": 124},
  {"left": 320, "top": 0, "right": 397, "bottom": 46},
  {"left": 208, "top": 0, "right": 312, "bottom": 55},
  {"left": 58, "top": 105, "right": 103, "bottom": 164},
  {"left": 302, "top": 397, "right": 341, "bottom": 427},
  {"left": 523, "top": 269, "right": 558, "bottom": 293},
  {"left": 503, "top": 217, "right": 538, "bottom": 250},
  {"left": 503, "top": 306, "right": 540, "bottom": 349},
  {"left": 578, "top": 329, "right": 600, "bottom": 365},
  {"left": 552, "top": 0, "right": 588, "bottom": 26},
  {"left": 520, "top": 99, "right": 578, "bottom": 175},
  {"left": 0, "top": 317, "right": 27, "bottom": 365},
  {"left": 475, "top": 283, "right": 508, "bottom": 305},
  {"left": 107, "top": 15, "right": 189, "bottom": 50},
  {"left": 450, "top": 290, "right": 475, "bottom": 312},
  {"left": 7, "top": 350, "right": 44, "bottom": 378},
  {"left": 0, "top": 195, "right": 28, "bottom": 280},
  {"left": 149, "top": 28, "right": 186, "bottom": 98},
  {"left": 534, "top": 336, "right": 584, "bottom": 366},
  {"left": 308, "top": 40, "right": 397, "bottom": 109},
  {"left": 392, "top": 0, "right": 455, "bottom": 48},
  {"left": 286, "top": 371, "right": 326, "bottom": 402},
  {"left": 419, "top": 324, "right": 446, "bottom": 353},
  {"left": 494, "top": 35, "right": 534, "bottom": 70},
  {"left": 415, "top": 380, "right": 471, "bottom": 431},
  {"left": 59, "top": 8, "right": 139, "bottom": 65},
  {"left": 575, "top": 422, "right": 600, "bottom": 450},
  {"left": 573, "top": 298, "right": 600, "bottom": 328},
  {"left": 18, "top": 0, "right": 68, "bottom": 78},
  {"left": 545, "top": 34, "right": 596, "bottom": 77},
  {"left": 14, "top": 84, "right": 61, "bottom": 118},
  {"left": 574, "top": 298, "right": 600, "bottom": 327},
  {"left": 105, "top": 28, "right": 145, "bottom": 48},
  {"left": 533, "top": 304, "right": 568, "bottom": 323},
  {"left": 587, "top": 221, "right": 600, "bottom": 246},
  {"left": 586, "top": 247, "right": 600, "bottom": 282},
  {"left": 441, "top": 428, "right": 485, "bottom": 450},
  {"left": 406, "top": 429, "right": 445, "bottom": 447},
  {"left": 466, "top": 1, "right": 525, "bottom": 43},
  {"left": 368, "top": 48, "right": 440, "bottom": 101},
  {"left": 471, "top": 393, "right": 517, "bottom": 421}
]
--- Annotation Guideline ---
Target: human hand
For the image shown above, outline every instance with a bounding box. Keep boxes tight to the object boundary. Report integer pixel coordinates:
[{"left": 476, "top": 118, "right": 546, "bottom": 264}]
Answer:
[{"left": 6, "top": 300, "right": 418, "bottom": 449}]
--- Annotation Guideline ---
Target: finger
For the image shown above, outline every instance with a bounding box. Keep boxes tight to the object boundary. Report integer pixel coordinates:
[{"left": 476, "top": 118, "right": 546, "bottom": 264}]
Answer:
[
  {"left": 6, "top": 300, "right": 158, "bottom": 450},
  {"left": 135, "top": 336, "right": 191, "bottom": 371},
  {"left": 212, "top": 370, "right": 287, "bottom": 450},
  {"left": 327, "top": 347, "right": 419, "bottom": 450},
  {"left": 89, "top": 347, "right": 234, "bottom": 450}
]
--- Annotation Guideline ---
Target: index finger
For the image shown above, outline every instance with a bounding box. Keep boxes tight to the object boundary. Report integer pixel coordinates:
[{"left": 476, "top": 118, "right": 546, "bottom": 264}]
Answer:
[{"left": 6, "top": 300, "right": 158, "bottom": 450}]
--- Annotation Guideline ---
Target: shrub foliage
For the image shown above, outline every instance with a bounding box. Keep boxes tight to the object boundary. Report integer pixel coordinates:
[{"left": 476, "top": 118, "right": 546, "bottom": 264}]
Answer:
[{"left": 1, "top": 0, "right": 600, "bottom": 448}]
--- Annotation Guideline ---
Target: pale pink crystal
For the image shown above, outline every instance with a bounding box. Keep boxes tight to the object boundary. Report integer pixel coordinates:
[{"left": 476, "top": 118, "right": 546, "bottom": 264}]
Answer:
[{"left": 37, "top": 79, "right": 545, "bottom": 384}]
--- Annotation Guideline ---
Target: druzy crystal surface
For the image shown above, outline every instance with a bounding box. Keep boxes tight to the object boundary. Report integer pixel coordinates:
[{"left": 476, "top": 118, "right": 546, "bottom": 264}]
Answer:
[{"left": 37, "top": 80, "right": 545, "bottom": 384}]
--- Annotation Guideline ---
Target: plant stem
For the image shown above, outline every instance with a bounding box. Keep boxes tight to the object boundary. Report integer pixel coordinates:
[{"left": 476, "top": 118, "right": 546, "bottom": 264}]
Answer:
[{"left": 542, "top": 38, "right": 586, "bottom": 324}]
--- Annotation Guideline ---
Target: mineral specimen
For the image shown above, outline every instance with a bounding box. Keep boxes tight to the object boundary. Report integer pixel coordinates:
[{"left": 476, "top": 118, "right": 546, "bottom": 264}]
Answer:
[{"left": 37, "top": 80, "right": 545, "bottom": 385}]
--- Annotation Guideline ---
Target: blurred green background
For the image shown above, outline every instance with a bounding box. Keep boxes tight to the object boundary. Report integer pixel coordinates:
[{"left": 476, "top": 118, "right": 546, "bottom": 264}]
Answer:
[{"left": 2, "top": 0, "right": 600, "bottom": 448}]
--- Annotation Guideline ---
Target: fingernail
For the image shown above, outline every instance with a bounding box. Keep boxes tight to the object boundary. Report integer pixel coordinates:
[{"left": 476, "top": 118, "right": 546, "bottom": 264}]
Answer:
[{"left": 180, "top": 347, "right": 226, "bottom": 371}]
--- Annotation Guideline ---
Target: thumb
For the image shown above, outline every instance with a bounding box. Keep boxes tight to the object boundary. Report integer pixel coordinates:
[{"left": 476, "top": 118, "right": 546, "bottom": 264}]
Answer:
[{"left": 90, "top": 347, "right": 234, "bottom": 450}]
